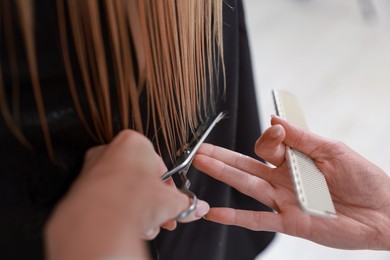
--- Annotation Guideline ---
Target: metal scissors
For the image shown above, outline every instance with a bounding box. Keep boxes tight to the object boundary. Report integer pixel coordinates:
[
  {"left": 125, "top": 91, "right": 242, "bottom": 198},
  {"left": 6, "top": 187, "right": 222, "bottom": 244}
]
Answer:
[{"left": 160, "top": 112, "right": 225, "bottom": 220}]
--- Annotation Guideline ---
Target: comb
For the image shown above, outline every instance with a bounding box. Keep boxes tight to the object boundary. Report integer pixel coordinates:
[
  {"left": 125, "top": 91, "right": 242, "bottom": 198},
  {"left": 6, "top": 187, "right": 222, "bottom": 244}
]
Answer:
[{"left": 272, "top": 89, "right": 336, "bottom": 218}]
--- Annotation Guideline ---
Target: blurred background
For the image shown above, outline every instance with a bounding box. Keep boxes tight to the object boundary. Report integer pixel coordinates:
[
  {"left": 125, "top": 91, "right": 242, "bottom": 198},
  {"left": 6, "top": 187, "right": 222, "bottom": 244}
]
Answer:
[{"left": 242, "top": 0, "right": 390, "bottom": 259}]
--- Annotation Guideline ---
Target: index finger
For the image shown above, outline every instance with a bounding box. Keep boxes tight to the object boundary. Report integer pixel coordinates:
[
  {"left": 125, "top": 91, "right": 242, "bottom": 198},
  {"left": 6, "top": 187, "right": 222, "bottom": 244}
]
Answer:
[{"left": 195, "top": 143, "right": 274, "bottom": 182}]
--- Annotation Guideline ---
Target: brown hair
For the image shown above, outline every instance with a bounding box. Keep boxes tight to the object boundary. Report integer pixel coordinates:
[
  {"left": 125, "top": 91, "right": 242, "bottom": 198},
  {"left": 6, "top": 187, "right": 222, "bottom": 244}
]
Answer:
[{"left": 0, "top": 0, "right": 224, "bottom": 162}]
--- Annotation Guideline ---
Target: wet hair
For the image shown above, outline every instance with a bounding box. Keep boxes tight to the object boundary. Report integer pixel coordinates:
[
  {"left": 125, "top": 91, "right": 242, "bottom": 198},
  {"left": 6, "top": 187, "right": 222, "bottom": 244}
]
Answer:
[{"left": 0, "top": 0, "right": 224, "bottom": 162}]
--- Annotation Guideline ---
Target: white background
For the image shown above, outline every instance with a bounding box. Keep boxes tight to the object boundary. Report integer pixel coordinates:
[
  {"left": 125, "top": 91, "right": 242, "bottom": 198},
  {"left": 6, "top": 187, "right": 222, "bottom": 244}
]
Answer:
[{"left": 242, "top": 0, "right": 390, "bottom": 259}]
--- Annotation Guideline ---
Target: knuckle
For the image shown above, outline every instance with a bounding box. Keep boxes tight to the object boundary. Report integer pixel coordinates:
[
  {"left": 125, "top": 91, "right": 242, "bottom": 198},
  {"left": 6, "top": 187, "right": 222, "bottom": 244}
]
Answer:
[
  {"left": 84, "top": 145, "right": 103, "bottom": 160},
  {"left": 115, "top": 129, "right": 154, "bottom": 150}
]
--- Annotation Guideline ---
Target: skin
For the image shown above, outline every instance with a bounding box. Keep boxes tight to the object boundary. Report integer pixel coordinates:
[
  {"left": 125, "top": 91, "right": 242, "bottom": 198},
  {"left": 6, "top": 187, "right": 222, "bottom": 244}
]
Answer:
[
  {"left": 193, "top": 115, "right": 390, "bottom": 250},
  {"left": 45, "top": 130, "right": 209, "bottom": 260}
]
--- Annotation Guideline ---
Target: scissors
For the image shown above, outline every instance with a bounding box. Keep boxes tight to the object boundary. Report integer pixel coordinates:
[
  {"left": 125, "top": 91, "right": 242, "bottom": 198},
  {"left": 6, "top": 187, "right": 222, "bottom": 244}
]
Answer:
[{"left": 160, "top": 112, "right": 225, "bottom": 220}]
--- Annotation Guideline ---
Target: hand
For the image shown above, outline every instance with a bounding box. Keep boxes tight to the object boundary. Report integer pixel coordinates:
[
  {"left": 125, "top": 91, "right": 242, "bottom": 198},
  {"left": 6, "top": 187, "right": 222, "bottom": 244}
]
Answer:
[
  {"left": 193, "top": 116, "right": 390, "bottom": 250},
  {"left": 45, "top": 130, "right": 209, "bottom": 260}
]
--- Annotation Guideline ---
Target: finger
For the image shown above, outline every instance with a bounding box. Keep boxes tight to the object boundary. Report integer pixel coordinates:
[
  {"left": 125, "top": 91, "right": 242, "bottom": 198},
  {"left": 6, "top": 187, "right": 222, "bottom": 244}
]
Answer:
[
  {"left": 196, "top": 143, "right": 274, "bottom": 183},
  {"left": 111, "top": 129, "right": 155, "bottom": 152},
  {"left": 147, "top": 191, "right": 209, "bottom": 232},
  {"left": 176, "top": 200, "right": 210, "bottom": 223},
  {"left": 146, "top": 186, "right": 190, "bottom": 228},
  {"left": 82, "top": 145, "right": 107, "bottom": 172},
  {"left": 161, "top": 220, "right": 177, "bottom": 231},
  {"left": 255, "top": 124, "right": 286, "bottom": 167},
  {"left": 193, "top": 153, "right": 278, "bottom": 211},
  {"left": 204, "top": 208, "right": 283, "bottom": 233},
  {"left": 156, "top": 155, "right": 180, "bottom": 229},
  {"left": 271, "top": 115, "right": 329, "bottom": 156},
  {"left": 141, "top": 226, "right": 161, "bottom": 240}
]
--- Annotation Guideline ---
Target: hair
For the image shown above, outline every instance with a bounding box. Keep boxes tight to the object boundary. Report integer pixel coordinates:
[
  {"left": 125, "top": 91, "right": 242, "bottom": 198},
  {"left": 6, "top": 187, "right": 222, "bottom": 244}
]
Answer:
[{"left": 0, "top": 0, "right": 224, "bottom": 163}]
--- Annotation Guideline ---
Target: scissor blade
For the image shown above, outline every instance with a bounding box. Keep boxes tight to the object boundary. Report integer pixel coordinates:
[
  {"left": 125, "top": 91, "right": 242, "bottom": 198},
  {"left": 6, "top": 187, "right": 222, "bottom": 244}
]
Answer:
[{"left": 160, "top": 112, "right": 225, "bottom": 181}]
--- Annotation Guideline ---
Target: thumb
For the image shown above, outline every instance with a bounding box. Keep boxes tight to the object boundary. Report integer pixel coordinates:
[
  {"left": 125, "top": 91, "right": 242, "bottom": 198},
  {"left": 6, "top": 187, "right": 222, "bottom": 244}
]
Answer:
[
  {"left": 255, "top": 124, "right": 286, "bottom": 166},
  {"left": 140, "top": 185, "right": 210, "bottom": 239},
  {"left": 151, "top": 187, "right": 210, "bottom": 224},
  {"left": 271, "top": 115, "right": 328, "bottom": 156},
  {"left": 139, "top": 187, "right": 188, "bottom": 240}
]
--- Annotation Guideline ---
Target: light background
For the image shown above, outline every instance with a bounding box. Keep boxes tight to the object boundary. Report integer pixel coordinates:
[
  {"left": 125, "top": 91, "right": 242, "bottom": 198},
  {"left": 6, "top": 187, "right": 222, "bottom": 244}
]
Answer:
[{"left": 241, "top": 0, "right": 390, "bottom": 259}]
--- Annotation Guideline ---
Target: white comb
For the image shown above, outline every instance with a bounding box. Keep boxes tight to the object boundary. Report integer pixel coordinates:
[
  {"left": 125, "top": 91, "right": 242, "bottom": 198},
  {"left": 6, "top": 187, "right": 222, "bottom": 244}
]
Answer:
[{"left": 272, "top": 89, "right": 336, "bottom": 218}]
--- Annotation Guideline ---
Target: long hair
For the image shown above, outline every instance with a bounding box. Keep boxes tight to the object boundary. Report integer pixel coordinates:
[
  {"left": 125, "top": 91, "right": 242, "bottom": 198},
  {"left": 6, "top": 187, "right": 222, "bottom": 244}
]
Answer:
[{"left": 0, "top": 0, "right": 224, "bottom": 162}]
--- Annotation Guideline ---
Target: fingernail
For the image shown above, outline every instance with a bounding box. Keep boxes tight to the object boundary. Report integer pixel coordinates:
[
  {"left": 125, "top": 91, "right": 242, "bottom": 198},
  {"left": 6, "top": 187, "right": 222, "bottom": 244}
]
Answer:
[
  {"left": 143, "top": 226, "right": 160, "bottom": 240},
  {"left": 195, "top": 200, "right": 210, "bottom": 217},
  {"left": 144, "top": 227, "right": 155, "bottom": 238},
  {"left": 270, "top": 124, "right": 283, "bottom": 138}
]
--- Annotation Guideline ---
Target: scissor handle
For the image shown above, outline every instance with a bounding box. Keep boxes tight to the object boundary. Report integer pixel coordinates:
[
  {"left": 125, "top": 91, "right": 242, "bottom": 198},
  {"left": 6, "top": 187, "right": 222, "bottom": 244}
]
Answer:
[{"left": 175, "top": 172, "right": 198, "bottom": 220}]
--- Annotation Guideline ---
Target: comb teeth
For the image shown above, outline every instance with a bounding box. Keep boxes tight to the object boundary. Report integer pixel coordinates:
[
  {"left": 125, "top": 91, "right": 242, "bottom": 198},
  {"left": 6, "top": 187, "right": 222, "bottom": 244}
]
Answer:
[
  {"left": 288, "top": 148, "right": 336, "bottom": 217},
  {"left": 273, "top": 89, "right": 337, "bottom": 218}
]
